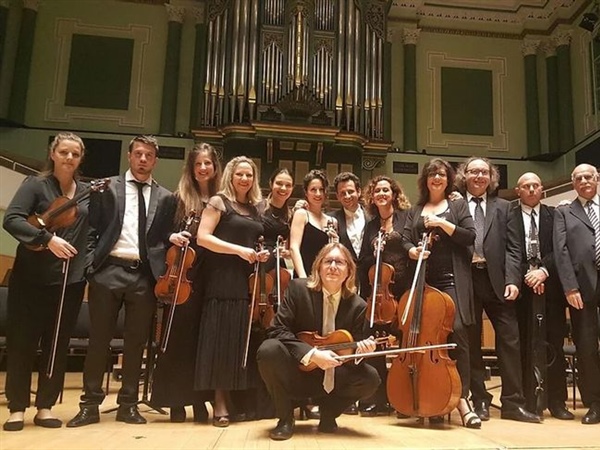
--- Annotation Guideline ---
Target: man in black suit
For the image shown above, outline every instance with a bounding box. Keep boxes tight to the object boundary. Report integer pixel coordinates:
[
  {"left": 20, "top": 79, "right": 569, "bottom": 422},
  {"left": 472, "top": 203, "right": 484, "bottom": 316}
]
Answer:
[
  {"left": 457, "top": 157, "right": 540, "bottom": 423},
  {"left": 331, "top": 172, "right": 367, "bottom": 264},
  {"left": 68, "top": 136, "right": 176, "bottom": 427},
  {"left": 257, "top": 243, "right": 380, "bottom": 440},
  {"left": 510, "top": 172, "right": 572, "bottom": 419},
  {"left": 553, "top": 163, "right": 600, "bottom": 425}
]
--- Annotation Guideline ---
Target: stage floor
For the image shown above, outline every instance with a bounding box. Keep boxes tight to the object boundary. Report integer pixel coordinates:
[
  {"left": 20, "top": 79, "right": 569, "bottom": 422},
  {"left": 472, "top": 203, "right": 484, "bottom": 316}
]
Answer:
[{"left": 0, "top": 372, "right": 598, "bottom": 450}]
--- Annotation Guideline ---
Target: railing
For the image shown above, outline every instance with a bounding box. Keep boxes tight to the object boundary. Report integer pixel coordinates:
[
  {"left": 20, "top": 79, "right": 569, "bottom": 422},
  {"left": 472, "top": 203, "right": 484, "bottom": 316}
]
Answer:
[{"left": 0, "top": 155, "right": 39, "bottom": 176}]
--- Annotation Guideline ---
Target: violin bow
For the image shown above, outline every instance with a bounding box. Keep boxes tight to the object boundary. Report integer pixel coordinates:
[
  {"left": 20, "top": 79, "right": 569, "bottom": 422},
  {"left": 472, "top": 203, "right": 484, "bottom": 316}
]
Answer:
[
  {"left": 46, "top": 257, "right": 71, "bottom": 379},
  {"left": 334, "top": 342, "right": 457, "bottom": 362},
  {"left": 275, "top": 235, "right": 283, "bottom": 308},
  {"left": 369, "top": 228, "right": 385, "bottom": 328},
  {"left": 400, "top": 231, "right": 432, "bottom": 326},
  {"left": 242, "top": 236, "right": 263, "bottom": 368}
]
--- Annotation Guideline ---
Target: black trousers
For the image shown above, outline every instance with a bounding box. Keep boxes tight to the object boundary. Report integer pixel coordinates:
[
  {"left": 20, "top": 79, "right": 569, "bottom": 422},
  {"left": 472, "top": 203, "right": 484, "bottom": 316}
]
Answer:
[
  {"left": 469, "top": 266, "right": 525, "bottom": 411},
  {"left": 516, "top": 285, "right": 568, "bottom": 410},
  {"left": 80, "top": 264, "right": 156, "bottom": 407},
  {"left": 569, "top": 280, "right": 600, "bottom": 407},
  {"left": 257, "top": 339, "right": 380, "bottom": 420},
  {"left": 5, "top": 278, "right": 84, "bottom": 412}
]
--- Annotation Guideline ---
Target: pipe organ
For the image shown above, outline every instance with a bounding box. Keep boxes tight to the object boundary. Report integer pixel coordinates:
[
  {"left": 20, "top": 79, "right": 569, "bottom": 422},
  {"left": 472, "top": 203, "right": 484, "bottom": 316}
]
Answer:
[{"left": 201, "top": 0, "right": 390, "bottom": 141}]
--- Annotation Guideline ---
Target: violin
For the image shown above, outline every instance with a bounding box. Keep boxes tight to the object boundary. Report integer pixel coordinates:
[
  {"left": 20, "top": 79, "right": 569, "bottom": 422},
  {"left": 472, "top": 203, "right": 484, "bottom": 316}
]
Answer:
[
  {"left": 296, "top": 329, "right": 395, "bottom": 372},
  {"left": 26, "top": 178, "right": 110, "bottom": 251},
  {"left": 387, "top": 231, "right": 461, "bottom": 418},
  {"left": 366, "top": 229, "right": 397, "bottom": 327},
  {"left": 248, "top": 236, "right": 277, "bottom": 329},
  {"left": 154, "top": 212, "right": 199, "bottom": 352},
  {"left": 268, "top": 235, "right": 291, "bottom": 310}
]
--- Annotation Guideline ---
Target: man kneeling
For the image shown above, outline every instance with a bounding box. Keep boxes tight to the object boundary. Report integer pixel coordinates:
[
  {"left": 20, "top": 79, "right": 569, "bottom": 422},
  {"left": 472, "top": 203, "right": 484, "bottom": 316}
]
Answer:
[{"left": 257, "top": 243, "right": 380, "bottom": 440}]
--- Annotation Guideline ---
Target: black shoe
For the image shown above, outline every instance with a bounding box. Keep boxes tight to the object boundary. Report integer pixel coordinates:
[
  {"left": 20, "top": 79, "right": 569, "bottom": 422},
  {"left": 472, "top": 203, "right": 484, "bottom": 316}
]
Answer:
[
  {"left": 300, "top": 405, "right": 320, "bottom": 420},
  {"left": 269, "top": 417, "right": 295, "bottom": 440},
  {"left": 500, "top": 406, "right": 541, "bottom": 423},
  {"left": 116, "top": 405, "right": 146, "bottom": 424},
  {"left": 343, "top": 404, "right": 358, "bottom": 415},
  {"left": 548, "top": 404, "right": 574, "bottom": 420},
  {"left": 3, "top": 420, "right": 24, "bottom": 431},
  {"left": 581, "top": 405, "right": 600, "bottom": 425},
  {"left": 193, "top": 403, "right": 209, "bottom": 422},
  {"left": 33, "top": 416, "right": 63, "bottom": 428},
  {"left": 67, "top": 406, "right": 100, "bottom": 428},
  {"left": 473, "top": 400, "right": 490, "bottom": 421},
  {"left": 429, "top": 415, "right": 445, "bottom": 424},
  {"left": 318, "top": 417, "right": 338, "bottom": 433},
  {"left": 170, "top": 407, "right": 186, "bottom": 423},
  {"left": 359, "top": 404, "right": 378, "bottom": 417}
]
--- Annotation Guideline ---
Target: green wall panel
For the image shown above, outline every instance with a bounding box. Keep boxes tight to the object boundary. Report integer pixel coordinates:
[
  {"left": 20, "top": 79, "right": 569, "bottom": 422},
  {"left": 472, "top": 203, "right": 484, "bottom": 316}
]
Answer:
[
  {"left": 441, "top": 67, "right": 493, "bottom": 136},
  {"left": 65, "top": 34, "right": 134, "bottom": 110}
]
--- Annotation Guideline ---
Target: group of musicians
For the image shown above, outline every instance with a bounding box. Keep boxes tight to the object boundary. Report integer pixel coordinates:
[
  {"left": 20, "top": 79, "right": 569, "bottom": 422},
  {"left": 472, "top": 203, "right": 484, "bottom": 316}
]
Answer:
[{"left": 2, "top": 133, "right": 599, "bottom": 439}]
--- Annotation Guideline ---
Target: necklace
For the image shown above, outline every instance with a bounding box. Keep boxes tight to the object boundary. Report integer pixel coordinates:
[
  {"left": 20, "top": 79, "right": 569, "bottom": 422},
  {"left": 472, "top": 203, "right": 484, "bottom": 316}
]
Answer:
[{"left": 380, "top": 213, "right": 393, "bottom": 222}]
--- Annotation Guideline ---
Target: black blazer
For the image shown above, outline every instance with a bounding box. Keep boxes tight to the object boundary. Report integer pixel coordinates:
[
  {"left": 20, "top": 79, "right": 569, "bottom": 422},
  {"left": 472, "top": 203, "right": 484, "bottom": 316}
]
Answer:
[
  {"left": 402, "top": 199, "right": 476, "bottom": 326},
  {"left": 267, "top": 279, "right": 368, "bottom": 362},
  {"left": 481, "top": 196, "right": 522, "bottom": 300},
  {"left": 331, "top": 206, "right": 369, "bottom": 262},
  {"left": 509, "top": 204, "right": 560, "bottom": 285},
  {"left": 553, "top": 199, "right": 598, "bottom": 303},
  {"left": 88, "top": 175, "right": 176, "bottom": 280}
]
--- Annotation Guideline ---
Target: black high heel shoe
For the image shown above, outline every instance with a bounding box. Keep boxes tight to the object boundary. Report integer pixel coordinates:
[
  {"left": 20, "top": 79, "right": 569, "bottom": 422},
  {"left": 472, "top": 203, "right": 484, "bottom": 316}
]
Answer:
[
  {"left": 298, "top": 405, "right": 320, "bottom": 420},
  {"left": 460, "top": 401, "right": 482, "bottom": 429}
]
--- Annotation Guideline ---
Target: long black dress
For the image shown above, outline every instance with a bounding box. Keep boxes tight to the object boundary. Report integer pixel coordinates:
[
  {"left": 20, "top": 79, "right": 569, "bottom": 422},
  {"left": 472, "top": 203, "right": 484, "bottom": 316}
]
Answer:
[
  {"left": 151, "top": 204, "right": 207, "bottom": 409},
  {"left": 357, "top": 209, "right": 410, "bottom": 411},
  {"left": 195, "top": 195, "right": 264, "bottom": 391},
  {"left": 294, "top": 214, "right": 329, "bottom": 278}
]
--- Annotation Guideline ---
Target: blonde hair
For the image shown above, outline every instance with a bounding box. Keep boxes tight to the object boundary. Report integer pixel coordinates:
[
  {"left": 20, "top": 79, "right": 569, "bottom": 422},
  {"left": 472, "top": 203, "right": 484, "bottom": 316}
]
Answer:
[
  {"left": 219, "top": 156, "right": 262, "bottom": 205},
  {"left": 41, "top": 132, "right": 85, "bottom": 177},
  {"left": 307, "top": 243, "right": 357, "bottom": 298}
]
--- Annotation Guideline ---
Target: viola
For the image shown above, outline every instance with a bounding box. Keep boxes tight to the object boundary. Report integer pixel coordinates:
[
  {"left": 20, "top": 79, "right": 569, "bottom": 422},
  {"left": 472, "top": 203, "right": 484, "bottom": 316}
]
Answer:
[
  {"left": 387, "top": 231, "right": 461, "bottom": 418},
  {"left": 154, "top": 212, "right": 199, "bottom": 352},
  {"left": 26, "top": 178, "right": 110, "bottom": 251},
  {"left": 366, "top": 229, "right": 397, "bottom": 327},
  {"left": 296, "top": 329, "right": 395, "bottom": 372}
]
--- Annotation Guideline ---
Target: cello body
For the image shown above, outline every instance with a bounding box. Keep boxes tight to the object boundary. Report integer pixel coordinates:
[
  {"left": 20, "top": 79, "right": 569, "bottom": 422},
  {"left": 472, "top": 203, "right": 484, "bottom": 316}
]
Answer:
[{"left": 387, "top": 232, "right": 461, "bottom": 418}]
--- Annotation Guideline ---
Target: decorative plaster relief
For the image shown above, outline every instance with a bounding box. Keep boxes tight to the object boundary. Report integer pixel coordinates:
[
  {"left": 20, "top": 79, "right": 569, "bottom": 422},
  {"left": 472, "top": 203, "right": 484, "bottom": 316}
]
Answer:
[
  {"left": 165, "top": 4, "right": 185, "bottom": 23},
  {"left": 45, "top": 19, "right": 151, "bottom": 127},
  {"left": 426, "top": 52, "right": 508, "bottom": 151},
  {"left": 521, "top": 39, "right": 540, "bottom": 57},
  {"left": 23, "top": 0, "right": 39, "bottom": 12},
  {"left": 402, "top": 27, "right": 421, "bottom": 45}
]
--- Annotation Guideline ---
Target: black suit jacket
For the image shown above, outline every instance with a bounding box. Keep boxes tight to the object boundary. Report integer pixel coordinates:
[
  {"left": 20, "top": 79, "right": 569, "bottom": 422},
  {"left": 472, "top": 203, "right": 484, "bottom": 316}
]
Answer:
[
  {"left": 331, "top": 206, "right": 369, "bottom": 262},
  {"left": 88, "top": 175, "right": 176, "bottom": 280},
  {"left": 481, "top": 196, "right": 522, "bottom": 300},
  {"left": 402, "top": 199, "right": 476, "bottom": 325},
  {"left": 267, "top": 279, "right": 368, "bottom": 362},
  {"left": 509, "top": 204, "right": 560, "bottom": 289},
  {"left": 553, "top": 199, "right": 598, "bottom": 303}
]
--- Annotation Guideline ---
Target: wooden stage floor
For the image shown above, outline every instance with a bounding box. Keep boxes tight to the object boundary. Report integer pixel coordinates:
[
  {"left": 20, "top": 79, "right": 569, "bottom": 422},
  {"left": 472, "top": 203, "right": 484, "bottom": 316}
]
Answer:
[{"left": 0, "top": 373, "right": 598, "bottom": 450}]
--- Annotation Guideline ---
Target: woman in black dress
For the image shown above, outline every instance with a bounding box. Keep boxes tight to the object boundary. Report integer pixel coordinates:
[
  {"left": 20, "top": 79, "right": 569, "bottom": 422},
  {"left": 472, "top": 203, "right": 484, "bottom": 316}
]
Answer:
[
  {"left": 151, "top": 143, "right": 222, "bottom": 422},
  {"left": 357, "top": 175, "right": 411, "bottom": 416},
  {"left": 195, "top": 156, "right": 269, "bottom": 427},
  {"left": 3, "top": 133, "right": 89, "bottom": 431},
  {"left": 289, "top": 169, "right": 337, "bottom": 278},
  {"left": 402, "top": 158, "right": 480, "bottom": 428}
]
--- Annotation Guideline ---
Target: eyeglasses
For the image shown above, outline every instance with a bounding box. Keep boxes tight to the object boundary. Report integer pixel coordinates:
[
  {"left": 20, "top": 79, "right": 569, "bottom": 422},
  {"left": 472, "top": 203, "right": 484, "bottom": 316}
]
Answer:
[
  {"left": 466, "top": 169, "right": 490, "bottom": 177},
  {"left": 427, "top": 172, "right": 447, "bottom": 178},
  {"left": 323, "top": 258, "right": 347, "bottom": 267},
  {"left": 573, "top": 173, "right": 597, "bottom": 183}
]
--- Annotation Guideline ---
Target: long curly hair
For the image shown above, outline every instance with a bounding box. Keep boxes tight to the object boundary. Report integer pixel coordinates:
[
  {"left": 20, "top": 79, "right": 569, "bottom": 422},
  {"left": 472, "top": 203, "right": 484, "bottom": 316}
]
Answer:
[
  {"left": 416, "top": 158, "right": 455, "bottom": 205},
  {"left": 364, "top": 175, "right": 411, "bottom": 217}
]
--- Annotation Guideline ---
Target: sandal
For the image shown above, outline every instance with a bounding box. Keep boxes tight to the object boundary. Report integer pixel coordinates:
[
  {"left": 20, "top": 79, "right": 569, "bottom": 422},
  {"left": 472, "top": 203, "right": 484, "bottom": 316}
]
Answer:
[
  {"left": 212, "top": 415, "right": 230, "bottom": 428},
  {"left": 460, "top": 410, "right": 482, "bottom": 429}
]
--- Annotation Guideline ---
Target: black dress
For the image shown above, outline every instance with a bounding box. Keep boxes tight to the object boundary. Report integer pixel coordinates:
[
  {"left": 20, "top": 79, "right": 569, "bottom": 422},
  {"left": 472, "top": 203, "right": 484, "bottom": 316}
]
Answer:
[
  {"left": 357, "top": 209, "right": 410, "bottom": 410},
  {"left": 195, "top": 195, "right": 264, "bottom": 391},
  {"left": 151, "top": 204, "right": 207, "bottom": 408},
  {"left": 295, "top": 217, "right": 329, "bottom": 278}
]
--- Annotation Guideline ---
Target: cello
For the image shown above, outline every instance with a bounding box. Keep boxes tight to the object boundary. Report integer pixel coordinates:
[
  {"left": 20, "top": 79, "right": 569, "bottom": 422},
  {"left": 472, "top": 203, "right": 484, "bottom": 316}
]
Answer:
[
  {"left": 387, "top": 231, "right": 461, "bottom": 418},
  {"left": 366, "top": 228, "right": 397, "bottom": 327},
  {"left": 154, "top": 212, "right": 199, "bottom": 352}
]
